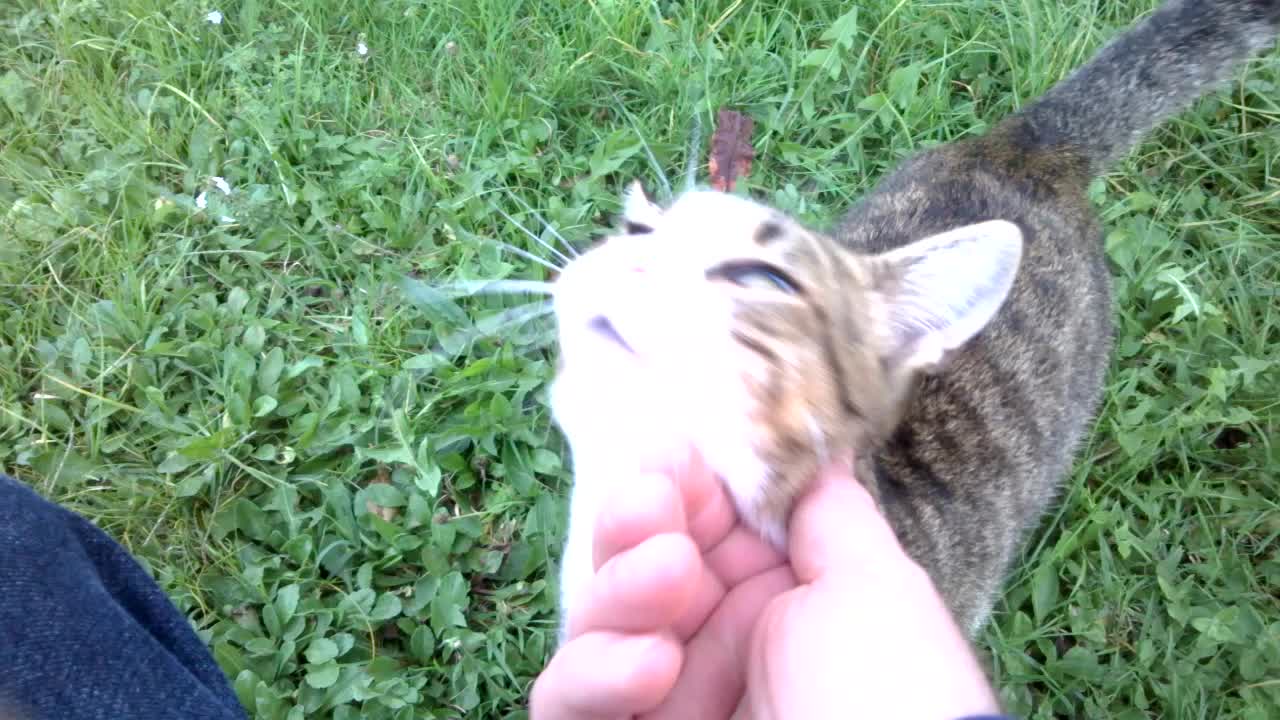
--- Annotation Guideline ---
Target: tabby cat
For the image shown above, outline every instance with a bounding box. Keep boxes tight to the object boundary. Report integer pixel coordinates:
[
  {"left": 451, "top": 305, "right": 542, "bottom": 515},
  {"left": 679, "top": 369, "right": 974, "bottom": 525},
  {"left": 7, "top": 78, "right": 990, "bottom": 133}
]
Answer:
[{"left": 550, "top": 0, "right": 1280, "bottom": 639}]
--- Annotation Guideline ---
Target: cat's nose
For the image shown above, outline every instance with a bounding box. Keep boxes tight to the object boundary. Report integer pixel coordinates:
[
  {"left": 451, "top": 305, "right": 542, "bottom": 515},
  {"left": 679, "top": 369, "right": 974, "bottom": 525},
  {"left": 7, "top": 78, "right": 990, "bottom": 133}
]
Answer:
[{"left": 587, "top": 315, "right": 635, "bottom": 353}]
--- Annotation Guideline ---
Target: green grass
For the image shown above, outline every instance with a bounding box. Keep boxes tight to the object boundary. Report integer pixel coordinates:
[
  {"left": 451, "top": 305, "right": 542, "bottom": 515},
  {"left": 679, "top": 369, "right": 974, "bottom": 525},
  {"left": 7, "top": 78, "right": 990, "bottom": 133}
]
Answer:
[{"left": 1, "top": 0, "right": 1277, "bottom": 717}]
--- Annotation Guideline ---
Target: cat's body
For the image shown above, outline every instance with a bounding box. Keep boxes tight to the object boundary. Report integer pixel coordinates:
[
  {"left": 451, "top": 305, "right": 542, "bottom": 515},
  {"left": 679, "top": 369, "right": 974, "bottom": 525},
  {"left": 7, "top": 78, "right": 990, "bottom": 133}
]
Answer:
[
  {"left": 551, "top": 0, "right": 1280, "bottom": 641},
  {"left": 833, "top": 130, "right": 1113, "bottom": 630}
]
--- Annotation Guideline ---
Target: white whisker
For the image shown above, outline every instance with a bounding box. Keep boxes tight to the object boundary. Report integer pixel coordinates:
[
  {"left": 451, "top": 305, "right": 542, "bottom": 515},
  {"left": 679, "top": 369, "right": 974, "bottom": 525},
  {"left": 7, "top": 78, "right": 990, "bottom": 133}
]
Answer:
[
  {"left": 443, "top": 302, "right": 554, "bottom": 350},
  {"left": 683, "top": 111, "right": 703, "bottom": 193},
  {"left": 638, "top": 134, "right": 673, "bottom": 202},
  {"left": 494, "top": 205, "right": 573, "bottom": 267},
  {"left": 411, "top": 302, "right": 556, "bottom": 373},
  {"left": 474, "top": 301, "right": 555, "bottom": 334},
  {"left": 436, "top": 279, "right": 557, "bottom": 298},
  {"left": 506, "top": 192, "right": 580, "bottom": 258},
  {"left": 613, "top": 94, "right": 673, "bottom": 201},
  {"left": 473, "top": 235, "right": 563, "bottom": 273}
]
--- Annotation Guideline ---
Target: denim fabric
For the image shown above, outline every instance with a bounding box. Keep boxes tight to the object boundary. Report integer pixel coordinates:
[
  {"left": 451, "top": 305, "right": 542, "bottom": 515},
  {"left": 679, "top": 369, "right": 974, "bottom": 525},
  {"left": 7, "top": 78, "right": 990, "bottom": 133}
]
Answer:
[{"left": 0, "top": 474, "right": 246, "bottom": 720}]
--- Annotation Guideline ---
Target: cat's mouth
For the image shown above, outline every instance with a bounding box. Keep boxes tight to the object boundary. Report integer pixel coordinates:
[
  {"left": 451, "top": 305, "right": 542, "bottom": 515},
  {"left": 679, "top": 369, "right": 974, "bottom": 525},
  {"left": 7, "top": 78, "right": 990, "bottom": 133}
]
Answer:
[{"left": 587, "top": 315, "right": 636, "bottom": 354}]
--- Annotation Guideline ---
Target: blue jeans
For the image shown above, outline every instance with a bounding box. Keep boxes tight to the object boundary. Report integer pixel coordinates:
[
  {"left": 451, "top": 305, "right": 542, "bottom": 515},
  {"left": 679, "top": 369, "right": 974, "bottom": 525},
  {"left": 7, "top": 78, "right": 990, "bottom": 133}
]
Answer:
[{"left": 0, "top": 474, "right": 246, "bottom": 720}]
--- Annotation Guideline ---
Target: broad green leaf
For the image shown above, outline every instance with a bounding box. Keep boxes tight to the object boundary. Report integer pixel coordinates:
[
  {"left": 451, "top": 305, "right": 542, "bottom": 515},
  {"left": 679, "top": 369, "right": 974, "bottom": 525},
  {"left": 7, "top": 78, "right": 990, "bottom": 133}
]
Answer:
[
  {"left": 29, "top": 449, "right": 99, "bottom": 484},
  {"left": 242, "top": 325, "right": 266, "bottom": 353},
  {"left": 174, "top": 473, "right": 207, "bottom": 497},
  {"left": 369, "top": 593, "right": 403, "bottom": 621},
  {"left": 257, "top": 347, "right": 285, "bottom": 392},
  {"left": 1031, "top": 561, "right": 1059, "bottom": 624},
  {"left": 158, "top": 452, "right": 196, "bottom": 473},
  {"left": 430, "top": 572, "right": 469, "bottom": 631},
  {"left": 531, "top": 449, "right": 561, "bottom": 474},
  {"left": 414, "top": 463, "right": 441, "bottom": 496},
  {"left": 350, "top": 313, "right": 369, "bottom": 346},
  {"left": 366, "top": 655, "right": 402, "bottom": 681},
  {"left": 338, "top": 588, "right": 376, "bottom": 617},
  {"left": 364, "top": 483, "right": 407, "bottom": 508},
  {"left": 403, "top": 353, "right": 439, "bottom": 370},
  {"left": 398, "top": 276, "right": 470, "bottom": 326},
  {"left": 888, "top": 63, "right": 922, "bottom": 108},
  {"left": 275, "top": 584, "right": 300, "bottom": 622},
  {"left": 225, "top": 287, "right": 250, "bottom": 315},
  {"left": 178, "top": 429, "right": 232, "bottom": 460},
  {"left": 304, "top": 661, "right": 340, "bottom": 689},
  {"left": 188, "top": 122, "right": 217, "bottom": 171},
  {"left": 410, "top": 626, "right": 435, "bottom": 662},
  {"left": 283, "top": 356, "right": 324, "bottom": 380},
  {"left": 304, "top": 637, "right": 339, "bottom": 664},
  {"left": 819, "top": 7, "right": 859, "bottom": 49},
  {"left": 1055, "top": 646, "right": 1104, "bottom": 682},
  {"left": 252, "top": 395, "right": 278, "bottom": 417}
]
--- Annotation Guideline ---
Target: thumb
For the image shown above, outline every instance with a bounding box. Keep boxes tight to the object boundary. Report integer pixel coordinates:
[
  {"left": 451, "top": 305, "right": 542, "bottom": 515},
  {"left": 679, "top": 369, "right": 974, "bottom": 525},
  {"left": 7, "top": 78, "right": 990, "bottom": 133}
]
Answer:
[{"left": 786, "top": 462, "right": 915, "bottom": 585}]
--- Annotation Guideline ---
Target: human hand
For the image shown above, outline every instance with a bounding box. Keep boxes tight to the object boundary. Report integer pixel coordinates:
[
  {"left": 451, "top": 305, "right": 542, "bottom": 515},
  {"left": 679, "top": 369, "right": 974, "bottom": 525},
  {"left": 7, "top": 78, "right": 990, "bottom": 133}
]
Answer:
[
  {"left": 529, "top": 453, "right": 1002, "bottom": 719},
  {"left": 737, "top": 468, "right": 1002, "bottom": 719},
  {"left": 529, "top": 450, "right": 793, "bottom": 718}
]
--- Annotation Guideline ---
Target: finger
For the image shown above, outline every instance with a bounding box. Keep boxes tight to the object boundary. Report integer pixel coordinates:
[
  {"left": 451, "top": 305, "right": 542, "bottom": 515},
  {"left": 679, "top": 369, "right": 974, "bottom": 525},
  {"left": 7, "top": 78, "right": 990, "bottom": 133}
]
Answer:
[
  {"left": 568, "top": 533, "right": 702, "bottom": 638},
  {"left": 666, "top": 537, "right": 785, "bottom": 642},
  {"left": 530, "top": 632, "right": 683, "bottom": 720},
  {"left": 665, "top": 527, "right": 788, "bottom": 643},
  {"left": 668, "top": 562, "right": 725, "bottom": 640},
  {"left": 683, "top": 472, "right": 739, "bottom": 553},
  {"left": 659, "top": 449, "right": 738, "bottom": 553},
  {"left": 704, "top": 526, "right": 788, "bottom": 588},
  {"left": 787, "top": 463, "right": 914, "bottom": 584},
  {"left": 594, "top": 473, "right": 686, "bottom": 570},
  {"left": 739, "top": 576, "right": 1000, "bottom": 720},
  {"left": 736, "top": 589, "right": 800, "bottom": 720},
  {"left": 639, "top": 566, "right": 796, "bottom": 720}
]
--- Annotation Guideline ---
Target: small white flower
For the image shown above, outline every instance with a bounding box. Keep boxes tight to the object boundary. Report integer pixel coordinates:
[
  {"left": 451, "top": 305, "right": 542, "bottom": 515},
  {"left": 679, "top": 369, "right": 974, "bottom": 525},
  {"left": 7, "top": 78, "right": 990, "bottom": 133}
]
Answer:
[
  {"left": 211, "top": 176, "right": 231, "bottom": 195},
  {"left": 356, "top": 41, "right": 369, "bottom": 56},
  {"left": 195, "top": 191, "right": 208, "bottom": 210},
  {"left": 219, "top": 215, "right": 236, "bottom": 223},
  {"left": 206, "top": 10, "right": 223, "bottom": 25}
]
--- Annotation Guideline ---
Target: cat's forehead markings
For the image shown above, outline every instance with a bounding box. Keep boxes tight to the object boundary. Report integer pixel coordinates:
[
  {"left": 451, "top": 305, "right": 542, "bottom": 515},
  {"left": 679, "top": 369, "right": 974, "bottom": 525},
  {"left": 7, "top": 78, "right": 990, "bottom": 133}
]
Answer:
[{"left": 754, "top": 220, "right": 786, "bottom": 246}]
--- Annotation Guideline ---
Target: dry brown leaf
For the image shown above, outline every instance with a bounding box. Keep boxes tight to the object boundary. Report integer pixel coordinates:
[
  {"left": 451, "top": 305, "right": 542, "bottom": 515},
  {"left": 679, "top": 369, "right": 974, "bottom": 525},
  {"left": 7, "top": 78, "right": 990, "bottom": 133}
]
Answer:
[
  {"left": 365, "top": 464, "right": 399, "bottom": 522},
  {"left": 708, "top": 109, "right": 755, "bottom": 192}
]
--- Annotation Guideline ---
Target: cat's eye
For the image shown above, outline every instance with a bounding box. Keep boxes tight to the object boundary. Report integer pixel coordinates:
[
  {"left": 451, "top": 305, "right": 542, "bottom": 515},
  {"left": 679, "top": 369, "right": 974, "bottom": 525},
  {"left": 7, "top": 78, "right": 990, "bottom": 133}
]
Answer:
[{"left": 706, "top": 261, "right": 802, "bottom": 294}]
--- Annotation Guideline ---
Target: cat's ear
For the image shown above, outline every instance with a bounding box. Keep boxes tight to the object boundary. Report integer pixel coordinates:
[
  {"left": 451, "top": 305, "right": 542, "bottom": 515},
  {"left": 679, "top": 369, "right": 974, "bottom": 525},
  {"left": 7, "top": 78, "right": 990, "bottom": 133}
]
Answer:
[
  {"left": 621, "top": 181, "right": 662, "bottom": 234},
  {"left": 869, "top": 220, "right": 1023, "bottom": 371}
]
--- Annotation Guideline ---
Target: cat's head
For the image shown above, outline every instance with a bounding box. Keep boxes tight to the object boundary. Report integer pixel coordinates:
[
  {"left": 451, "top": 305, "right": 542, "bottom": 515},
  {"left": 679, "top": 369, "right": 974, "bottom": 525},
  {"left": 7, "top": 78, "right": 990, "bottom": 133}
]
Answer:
[{"left": 550, "top": 183, "right": 1022, "bottom": 546}]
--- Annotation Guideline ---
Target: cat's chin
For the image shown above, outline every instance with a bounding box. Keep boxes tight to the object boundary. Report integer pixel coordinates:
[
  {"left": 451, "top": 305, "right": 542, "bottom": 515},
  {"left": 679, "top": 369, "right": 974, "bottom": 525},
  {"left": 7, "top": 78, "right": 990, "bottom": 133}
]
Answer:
[
  {"left": 553, "top": 355, "right": 787, "bottom": 527},
  {"left": 548, "top": 365, "right": 690, "bottom": 475}
]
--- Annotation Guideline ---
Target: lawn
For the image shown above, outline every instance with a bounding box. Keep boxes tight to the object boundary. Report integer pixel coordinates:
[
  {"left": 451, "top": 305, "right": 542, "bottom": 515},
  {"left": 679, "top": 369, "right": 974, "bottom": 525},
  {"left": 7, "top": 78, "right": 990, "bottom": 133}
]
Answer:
[{"left": 1, "top": 0, "right": 1277, "bottom": 718}]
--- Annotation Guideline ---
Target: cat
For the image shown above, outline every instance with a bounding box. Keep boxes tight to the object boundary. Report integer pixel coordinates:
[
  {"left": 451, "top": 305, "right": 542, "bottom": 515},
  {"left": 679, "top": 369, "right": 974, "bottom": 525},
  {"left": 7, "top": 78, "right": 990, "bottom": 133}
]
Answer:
[{"left": 549, "top": 0, "right": 1280, "bottom": 641}]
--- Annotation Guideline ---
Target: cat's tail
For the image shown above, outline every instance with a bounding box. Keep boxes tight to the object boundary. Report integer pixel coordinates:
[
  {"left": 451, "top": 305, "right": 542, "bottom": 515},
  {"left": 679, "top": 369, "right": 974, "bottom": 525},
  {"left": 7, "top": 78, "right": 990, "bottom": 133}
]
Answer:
[{"left": 1010, "top": 0, "right": 1280, "bottom": 175}]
